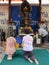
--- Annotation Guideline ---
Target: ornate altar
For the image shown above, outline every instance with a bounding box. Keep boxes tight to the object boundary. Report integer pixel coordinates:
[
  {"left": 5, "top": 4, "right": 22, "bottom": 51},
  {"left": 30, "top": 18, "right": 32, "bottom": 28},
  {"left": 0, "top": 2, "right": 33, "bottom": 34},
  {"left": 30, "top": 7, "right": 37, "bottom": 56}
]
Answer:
[{"left": 18, "top": 0, "right": 33, "bottom": 35}]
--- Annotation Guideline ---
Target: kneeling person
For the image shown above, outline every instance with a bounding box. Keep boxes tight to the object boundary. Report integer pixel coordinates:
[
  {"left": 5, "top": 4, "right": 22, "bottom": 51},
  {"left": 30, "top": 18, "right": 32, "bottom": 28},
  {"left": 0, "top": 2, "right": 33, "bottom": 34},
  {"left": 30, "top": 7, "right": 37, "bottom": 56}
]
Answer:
[
  {"left": 5, "top": 34, "right": 16, "bottom": 60},
  {"left": 22, "top": 30, "right": 39, "bottom": 65}
]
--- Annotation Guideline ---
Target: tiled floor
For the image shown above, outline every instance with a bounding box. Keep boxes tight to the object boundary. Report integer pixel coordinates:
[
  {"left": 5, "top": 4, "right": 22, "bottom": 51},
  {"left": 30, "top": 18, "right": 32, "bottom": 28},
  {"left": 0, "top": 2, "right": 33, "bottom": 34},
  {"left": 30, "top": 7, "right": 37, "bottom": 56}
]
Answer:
[{"left": 0, "top": 47, "right": 5, "bottom": 63}]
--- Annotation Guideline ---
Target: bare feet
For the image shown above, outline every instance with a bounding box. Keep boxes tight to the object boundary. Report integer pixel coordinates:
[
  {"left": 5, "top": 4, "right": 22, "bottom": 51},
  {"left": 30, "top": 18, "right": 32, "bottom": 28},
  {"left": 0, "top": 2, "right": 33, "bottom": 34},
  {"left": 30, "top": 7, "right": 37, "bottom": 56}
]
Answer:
[
  {"left": 7, "top": 55, "right": 12, "bottom": 60},
  {"left": 7, "top": 56, "right": 12, "bottom": 60},
  {"left": 27, "top": 58, "right": 33, "bottom": 63},
  {"left": 34, "top": 59, "right": 39, "bottom": 65}
]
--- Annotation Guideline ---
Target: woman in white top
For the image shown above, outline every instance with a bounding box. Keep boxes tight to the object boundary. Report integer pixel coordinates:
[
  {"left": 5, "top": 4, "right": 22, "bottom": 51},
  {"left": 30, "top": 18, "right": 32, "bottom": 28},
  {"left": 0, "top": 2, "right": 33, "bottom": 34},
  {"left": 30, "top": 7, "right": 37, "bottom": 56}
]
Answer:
[
  {"left": 38, "top": 27, "right": 48, "bottom": 44},
  {"left": 22, "top": 30, "right": 39, "bottom": 65}
]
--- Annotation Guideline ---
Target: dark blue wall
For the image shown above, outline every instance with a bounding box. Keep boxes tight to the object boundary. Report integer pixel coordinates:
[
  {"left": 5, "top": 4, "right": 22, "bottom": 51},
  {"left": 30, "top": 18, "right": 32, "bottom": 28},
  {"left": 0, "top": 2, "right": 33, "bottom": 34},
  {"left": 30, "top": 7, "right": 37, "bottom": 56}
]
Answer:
[
  {"left": 30, "top": 6, "right": 39, "bottom": 21},
  {"left": 11, "top": 6, "right": 22, "bottom": 22},
  {"left": 11, "top": 6, "right": 39, "bottom": 22}
]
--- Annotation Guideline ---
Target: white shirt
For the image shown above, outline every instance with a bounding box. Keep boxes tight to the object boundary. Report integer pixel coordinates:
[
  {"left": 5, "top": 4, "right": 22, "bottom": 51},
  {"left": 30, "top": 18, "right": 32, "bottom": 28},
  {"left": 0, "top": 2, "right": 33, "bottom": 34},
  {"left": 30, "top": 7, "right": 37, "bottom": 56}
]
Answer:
[
  {"left": 40, "top": 24, "right": 46, "bottom": 30},
  {"left": 22, "top": 34, "right": 33, "bottom": 51},
  {"left": 39, "top": 28, "right": 48, "bottom": 37}
]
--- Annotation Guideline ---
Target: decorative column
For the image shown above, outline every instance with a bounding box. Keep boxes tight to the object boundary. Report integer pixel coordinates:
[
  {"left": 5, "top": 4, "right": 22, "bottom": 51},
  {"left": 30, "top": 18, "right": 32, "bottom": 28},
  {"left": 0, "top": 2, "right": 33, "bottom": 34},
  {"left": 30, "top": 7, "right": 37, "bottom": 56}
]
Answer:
[{"left": 39, "top": 0, "right": 41, "bottom": 23}]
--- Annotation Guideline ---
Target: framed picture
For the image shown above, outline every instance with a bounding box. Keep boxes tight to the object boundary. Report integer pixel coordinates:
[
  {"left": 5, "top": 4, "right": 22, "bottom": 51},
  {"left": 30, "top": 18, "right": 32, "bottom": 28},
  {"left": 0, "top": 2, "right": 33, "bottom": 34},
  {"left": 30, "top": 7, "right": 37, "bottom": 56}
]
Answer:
[{"left": 41, "top": 6, "right": 49, "bottom": 21}]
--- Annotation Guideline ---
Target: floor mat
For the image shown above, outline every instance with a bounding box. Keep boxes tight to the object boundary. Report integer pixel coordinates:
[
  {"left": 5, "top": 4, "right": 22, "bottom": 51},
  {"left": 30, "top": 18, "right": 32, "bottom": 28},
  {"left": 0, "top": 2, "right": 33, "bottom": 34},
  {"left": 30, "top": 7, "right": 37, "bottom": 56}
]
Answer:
[{"left": 0, "top": 49, "right": 49, "bottom": 65}]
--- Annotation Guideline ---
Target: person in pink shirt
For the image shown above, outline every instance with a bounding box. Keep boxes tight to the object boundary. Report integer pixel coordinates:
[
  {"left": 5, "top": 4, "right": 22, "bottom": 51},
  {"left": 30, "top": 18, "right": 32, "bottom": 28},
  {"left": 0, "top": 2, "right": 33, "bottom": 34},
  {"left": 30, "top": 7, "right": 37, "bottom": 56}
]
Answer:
[{"left": 5, "top": 34, "right": 16, "bottom": 60}]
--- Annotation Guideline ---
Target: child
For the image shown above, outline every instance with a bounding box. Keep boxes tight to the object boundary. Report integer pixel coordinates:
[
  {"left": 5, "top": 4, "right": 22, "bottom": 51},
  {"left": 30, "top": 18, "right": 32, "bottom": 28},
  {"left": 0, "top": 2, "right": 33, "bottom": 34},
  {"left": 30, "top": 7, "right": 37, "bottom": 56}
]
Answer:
[
  {"left": 1, "top": 29, "right": 6, "bottom": 50},
  {"left": 5, "top": 34, "right": 16, "bottom": 60},
  {"left": 22, "top": 30, "right": 39, "bottom": 65}
]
